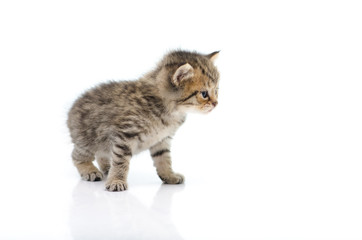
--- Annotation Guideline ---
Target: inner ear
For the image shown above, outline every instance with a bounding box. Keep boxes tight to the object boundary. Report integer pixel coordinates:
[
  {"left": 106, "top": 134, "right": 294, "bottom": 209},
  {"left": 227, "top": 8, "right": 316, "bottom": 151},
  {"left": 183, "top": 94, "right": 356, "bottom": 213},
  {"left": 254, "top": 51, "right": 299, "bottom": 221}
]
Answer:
[{"left": 172, "top": 63, "right": 194, "bottom": 86}]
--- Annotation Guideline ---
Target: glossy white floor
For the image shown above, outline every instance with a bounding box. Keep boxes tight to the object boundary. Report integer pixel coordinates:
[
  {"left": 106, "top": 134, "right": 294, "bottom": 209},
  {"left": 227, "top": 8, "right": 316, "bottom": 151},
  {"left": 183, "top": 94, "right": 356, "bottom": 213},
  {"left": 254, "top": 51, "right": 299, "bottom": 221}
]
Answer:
[
  {"left": 1, "top": 1, "right": 362, "bottom": 239},
  {"left": 1, "top": 116, "right": 361, "bottom": 240},
  {"left": 2, "top": 123, "right": 361, "bottom": 240}
]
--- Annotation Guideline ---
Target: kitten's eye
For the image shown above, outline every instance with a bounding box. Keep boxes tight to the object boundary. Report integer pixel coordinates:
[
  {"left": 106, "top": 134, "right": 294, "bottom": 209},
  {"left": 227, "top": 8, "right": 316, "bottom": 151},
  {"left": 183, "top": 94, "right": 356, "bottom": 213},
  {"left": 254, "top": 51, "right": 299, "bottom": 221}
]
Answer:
[{"left": 201, "top": 91, "right": 209, "bottom": 99}]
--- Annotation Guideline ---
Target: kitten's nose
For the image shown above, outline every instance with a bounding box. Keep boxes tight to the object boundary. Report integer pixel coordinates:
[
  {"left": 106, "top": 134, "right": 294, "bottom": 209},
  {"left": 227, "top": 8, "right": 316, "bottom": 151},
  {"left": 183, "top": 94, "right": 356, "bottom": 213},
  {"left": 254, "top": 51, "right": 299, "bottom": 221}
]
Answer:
[{"left": 212, "top": 101, "right": 218, "bottom": 107}]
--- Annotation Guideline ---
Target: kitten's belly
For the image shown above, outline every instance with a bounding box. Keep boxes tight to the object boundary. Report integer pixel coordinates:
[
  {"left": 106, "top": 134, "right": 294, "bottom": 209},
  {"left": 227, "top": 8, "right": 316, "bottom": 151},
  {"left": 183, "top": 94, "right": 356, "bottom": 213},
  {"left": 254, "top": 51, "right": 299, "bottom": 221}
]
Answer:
[
  {"left": 97, "top": 114, "right": 185, "bottom": 157},
  {"left": 134, "top": 127, "right": 174, "bottom": 154},
  {"left": 95, "top": 129, "right": 171, "bottom": 160}
]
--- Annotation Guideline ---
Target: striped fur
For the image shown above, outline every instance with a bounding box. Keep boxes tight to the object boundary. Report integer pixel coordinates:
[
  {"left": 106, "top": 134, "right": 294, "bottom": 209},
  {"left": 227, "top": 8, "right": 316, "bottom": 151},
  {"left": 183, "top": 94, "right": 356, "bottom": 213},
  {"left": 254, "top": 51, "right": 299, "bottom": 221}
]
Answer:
[{"left": 67, "top": 50, "right": 220, "bottom": 191}]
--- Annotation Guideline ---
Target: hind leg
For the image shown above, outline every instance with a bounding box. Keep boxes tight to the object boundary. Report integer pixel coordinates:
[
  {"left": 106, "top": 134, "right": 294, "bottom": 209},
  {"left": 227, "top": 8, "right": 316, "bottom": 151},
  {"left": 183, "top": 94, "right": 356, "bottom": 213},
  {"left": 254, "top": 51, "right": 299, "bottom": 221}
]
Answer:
[{"left": 72, "top": 146, "right": 103, "bottom": 181}]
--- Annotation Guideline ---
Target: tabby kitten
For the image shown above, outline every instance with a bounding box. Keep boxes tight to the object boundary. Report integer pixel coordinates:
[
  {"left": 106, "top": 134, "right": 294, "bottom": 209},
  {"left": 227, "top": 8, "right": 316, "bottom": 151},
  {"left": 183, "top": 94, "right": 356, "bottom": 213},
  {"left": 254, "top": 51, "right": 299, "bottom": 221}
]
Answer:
[{"left": 67, "top": 50, "right": 220, "bottom": 191}]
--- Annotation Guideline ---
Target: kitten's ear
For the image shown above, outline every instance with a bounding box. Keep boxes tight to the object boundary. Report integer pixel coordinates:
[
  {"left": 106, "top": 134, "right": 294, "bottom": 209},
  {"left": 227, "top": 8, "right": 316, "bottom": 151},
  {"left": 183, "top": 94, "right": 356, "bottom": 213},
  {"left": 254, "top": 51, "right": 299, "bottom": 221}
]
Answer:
[
  {"left": 206, "top": 51, "right": 220, "bottom": 62},
  {"left": 172, "top": 63, "right": 194, "bottom": 86}
]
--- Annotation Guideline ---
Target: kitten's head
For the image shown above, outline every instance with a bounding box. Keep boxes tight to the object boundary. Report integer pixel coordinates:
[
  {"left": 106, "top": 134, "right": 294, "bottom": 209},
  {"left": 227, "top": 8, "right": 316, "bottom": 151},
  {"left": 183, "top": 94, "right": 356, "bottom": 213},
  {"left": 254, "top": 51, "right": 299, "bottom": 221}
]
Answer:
[{"left": 162, "top": 50, "right": 220, "bottom": 114}]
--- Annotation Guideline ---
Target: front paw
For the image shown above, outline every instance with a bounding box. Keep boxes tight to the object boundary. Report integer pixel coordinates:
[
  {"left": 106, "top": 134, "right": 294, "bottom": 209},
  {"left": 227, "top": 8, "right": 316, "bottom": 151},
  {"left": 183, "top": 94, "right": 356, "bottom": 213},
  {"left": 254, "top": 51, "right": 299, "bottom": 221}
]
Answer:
[
  {"left": 81, "top": 171, "right": 103, "bottom": 182},
  {"left": 105, "top": 179, "right": 128, "bottom": 191},
  {"left": 159, "top": 173, "right": 185, "bottom": 184}
]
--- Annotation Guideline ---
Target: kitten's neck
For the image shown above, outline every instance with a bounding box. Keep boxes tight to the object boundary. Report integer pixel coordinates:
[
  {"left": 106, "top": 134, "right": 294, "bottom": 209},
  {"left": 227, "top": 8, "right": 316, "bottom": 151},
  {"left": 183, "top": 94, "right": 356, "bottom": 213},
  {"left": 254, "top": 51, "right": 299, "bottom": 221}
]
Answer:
[{"left": 141, "top": 69, "right": 186, "bottom": 116}]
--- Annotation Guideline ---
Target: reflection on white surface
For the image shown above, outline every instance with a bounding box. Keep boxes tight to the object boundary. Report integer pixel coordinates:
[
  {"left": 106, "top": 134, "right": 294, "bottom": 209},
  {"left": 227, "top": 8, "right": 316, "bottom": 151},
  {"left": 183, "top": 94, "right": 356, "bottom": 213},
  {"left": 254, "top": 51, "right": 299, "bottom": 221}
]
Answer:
[{"left": 69, "top": 181, "right": 184, "bottom": 240}]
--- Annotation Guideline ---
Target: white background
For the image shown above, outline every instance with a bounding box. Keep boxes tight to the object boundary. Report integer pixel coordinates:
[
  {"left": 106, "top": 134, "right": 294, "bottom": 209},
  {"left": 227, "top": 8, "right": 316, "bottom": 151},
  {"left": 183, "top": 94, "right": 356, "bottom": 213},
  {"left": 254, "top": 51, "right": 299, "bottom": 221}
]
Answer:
[{"left": 0, "top": 0, "right": 361, "bottom": 239}]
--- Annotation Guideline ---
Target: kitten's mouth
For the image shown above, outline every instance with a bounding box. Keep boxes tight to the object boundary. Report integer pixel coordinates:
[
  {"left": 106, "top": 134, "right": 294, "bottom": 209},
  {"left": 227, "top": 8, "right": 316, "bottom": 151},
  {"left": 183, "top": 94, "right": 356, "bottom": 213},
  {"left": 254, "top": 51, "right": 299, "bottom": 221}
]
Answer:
[
  {"left": 205, "top": 107, "right": 215, "bottom": 113},
  {"left": 200, "top": 104, "right": 216, "bottom": 113}
]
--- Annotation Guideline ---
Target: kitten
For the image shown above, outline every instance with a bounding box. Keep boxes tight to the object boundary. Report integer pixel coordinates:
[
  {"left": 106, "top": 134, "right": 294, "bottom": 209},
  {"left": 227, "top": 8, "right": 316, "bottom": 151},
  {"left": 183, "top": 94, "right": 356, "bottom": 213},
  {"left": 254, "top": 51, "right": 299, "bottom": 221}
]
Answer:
[{"left": 67, "top": 50, "right": 220, "bottom": 191}]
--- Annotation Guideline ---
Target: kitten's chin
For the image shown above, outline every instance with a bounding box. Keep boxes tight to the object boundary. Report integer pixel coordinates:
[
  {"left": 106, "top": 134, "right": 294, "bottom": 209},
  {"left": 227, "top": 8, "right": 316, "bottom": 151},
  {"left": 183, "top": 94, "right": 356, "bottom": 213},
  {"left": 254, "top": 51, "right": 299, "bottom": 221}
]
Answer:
[
  {"left": 204, "top": 109, "right": 214, "bottom": 114},
  {"left": 199, "top": 106, "right": 215, "bottom": 114},
  {"left": 178, "top": 105, "right": 215, "bottom": 114}
]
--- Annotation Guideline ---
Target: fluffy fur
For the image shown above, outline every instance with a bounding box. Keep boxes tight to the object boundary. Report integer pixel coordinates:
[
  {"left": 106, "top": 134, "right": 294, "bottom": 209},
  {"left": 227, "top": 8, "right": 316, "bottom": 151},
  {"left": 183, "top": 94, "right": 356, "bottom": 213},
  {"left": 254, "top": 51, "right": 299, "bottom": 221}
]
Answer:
[{"left": 67, "top": 50, "right": 220, "bottom": 191}]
